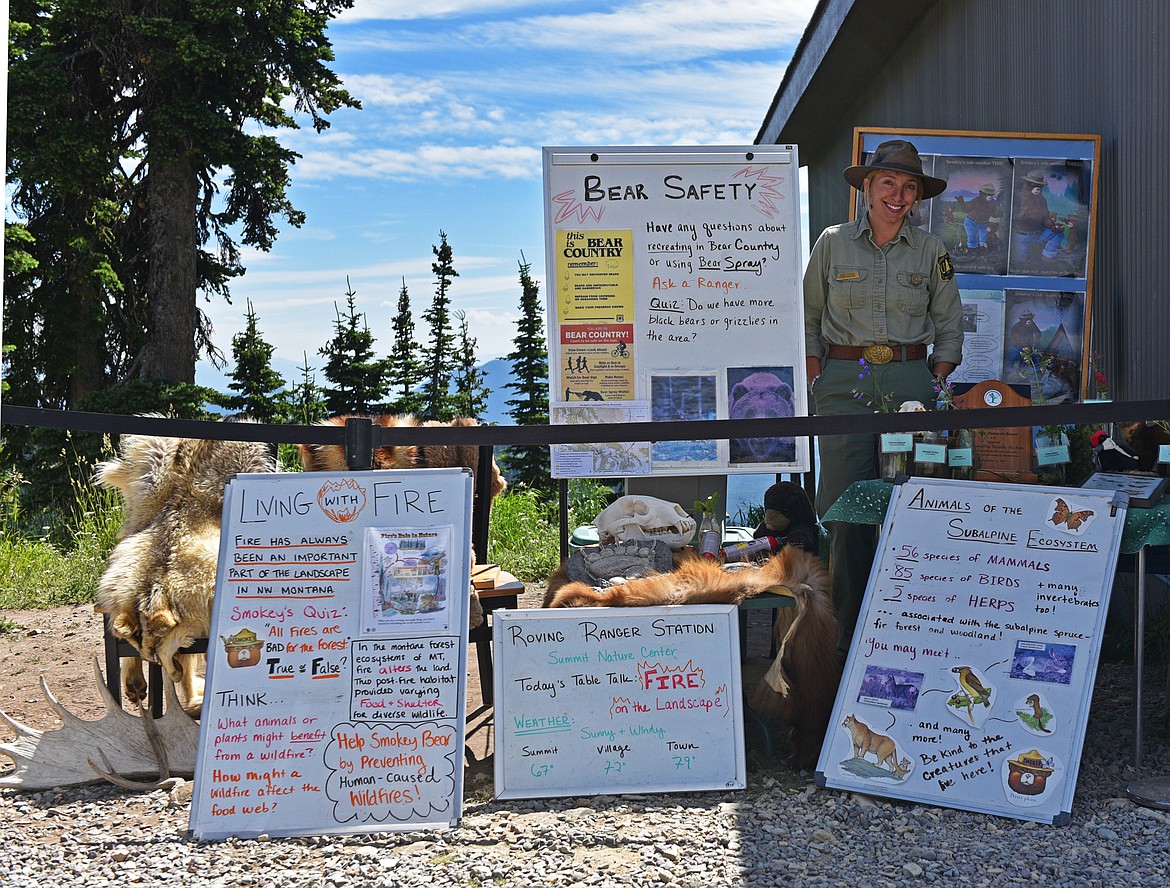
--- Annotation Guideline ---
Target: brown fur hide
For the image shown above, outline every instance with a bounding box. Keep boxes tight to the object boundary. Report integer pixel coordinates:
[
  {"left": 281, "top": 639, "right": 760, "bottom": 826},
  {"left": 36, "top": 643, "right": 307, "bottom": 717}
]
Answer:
[
  {"left": 298, "top": 413, "right": 504, "bottom": 629},
  {"left": 297, "top": 414, "right": 506, "bottom": 500},
  {"left": 1117, "top": 421, "right": 1170, "bottom": 472},
  {"left": 545, "top": 547, "right": 840, "bottom": 769},
  {"left": 95, "top": 431, "right": 275, "bottom": 712}
]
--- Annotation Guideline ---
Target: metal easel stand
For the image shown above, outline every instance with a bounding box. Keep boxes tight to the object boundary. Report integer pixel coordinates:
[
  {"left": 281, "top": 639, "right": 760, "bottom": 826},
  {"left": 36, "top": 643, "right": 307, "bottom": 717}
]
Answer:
[{"left": 1126, "top": 546, "right": 1170, "bottom": 810}]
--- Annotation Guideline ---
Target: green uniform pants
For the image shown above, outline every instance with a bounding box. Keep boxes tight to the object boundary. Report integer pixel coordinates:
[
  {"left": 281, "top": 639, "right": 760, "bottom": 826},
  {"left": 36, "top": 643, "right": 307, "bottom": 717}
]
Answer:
[{"left": 811, "top": 355, "right": 935, "bottom": 655}]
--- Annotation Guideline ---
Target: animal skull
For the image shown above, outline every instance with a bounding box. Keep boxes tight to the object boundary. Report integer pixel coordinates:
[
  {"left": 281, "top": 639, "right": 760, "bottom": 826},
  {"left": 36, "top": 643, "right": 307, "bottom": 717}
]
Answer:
[{"left": 594, "top": 495, "right": 696, "bottom": 549}]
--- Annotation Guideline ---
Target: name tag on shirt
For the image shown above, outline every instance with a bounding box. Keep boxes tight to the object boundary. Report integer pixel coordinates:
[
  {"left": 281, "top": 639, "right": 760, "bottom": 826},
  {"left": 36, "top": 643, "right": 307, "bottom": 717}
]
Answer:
[{"left": 835, "top": 271, "right": 861, "bottom": 281}]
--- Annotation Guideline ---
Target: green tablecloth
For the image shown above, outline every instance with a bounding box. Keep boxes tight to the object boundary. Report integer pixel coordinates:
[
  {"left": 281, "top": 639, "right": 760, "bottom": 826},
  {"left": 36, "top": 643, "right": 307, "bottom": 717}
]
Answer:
[{"left": 822, "top": 479, "right": 1170, "bottom": 554}]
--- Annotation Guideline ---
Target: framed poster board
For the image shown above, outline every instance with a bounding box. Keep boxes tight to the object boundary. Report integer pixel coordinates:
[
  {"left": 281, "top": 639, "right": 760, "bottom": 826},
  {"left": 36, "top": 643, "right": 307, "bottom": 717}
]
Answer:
[
  {"left": 493, "top": 605, "right": 746, "bottom": 799},
  {"left": 816, "top": 478, "right": 1127, "bottom": 824},
  {"left": 189, "top": 469, "right": 472, "bottom": 840},
  {"left": 543, "top": 146, "right": 808, "bottom": 477},
  {"left": 852, "top": 129, "right": 1101, "bottom": 403}
]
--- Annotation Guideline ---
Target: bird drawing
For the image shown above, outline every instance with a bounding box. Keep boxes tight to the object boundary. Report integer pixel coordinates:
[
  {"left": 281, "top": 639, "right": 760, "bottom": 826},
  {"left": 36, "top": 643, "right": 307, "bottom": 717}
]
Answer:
[{"left": 952, "top": 665, "right": 992, "bottom": 707}]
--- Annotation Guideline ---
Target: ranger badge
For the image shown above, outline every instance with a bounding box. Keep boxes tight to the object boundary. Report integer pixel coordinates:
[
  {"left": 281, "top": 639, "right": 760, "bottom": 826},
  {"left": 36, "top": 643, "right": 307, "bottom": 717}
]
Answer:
[{"left": 937, "top": 252, "right": 955, "bottom": 281}]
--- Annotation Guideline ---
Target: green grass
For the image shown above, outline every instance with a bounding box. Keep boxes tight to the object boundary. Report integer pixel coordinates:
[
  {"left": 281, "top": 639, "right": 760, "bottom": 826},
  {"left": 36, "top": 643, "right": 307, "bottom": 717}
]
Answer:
[
  {"left": 487, "top": 480, "right": 613, "bottom": 581},
  {"left": 0, "top": 464, "right": 123, "bottom": 613}
]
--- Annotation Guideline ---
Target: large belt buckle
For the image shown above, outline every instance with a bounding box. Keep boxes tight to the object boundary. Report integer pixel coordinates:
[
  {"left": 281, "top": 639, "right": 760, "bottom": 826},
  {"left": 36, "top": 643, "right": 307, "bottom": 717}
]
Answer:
[{"left": 863, "top": 344, "right": 894, "bottom": 365}]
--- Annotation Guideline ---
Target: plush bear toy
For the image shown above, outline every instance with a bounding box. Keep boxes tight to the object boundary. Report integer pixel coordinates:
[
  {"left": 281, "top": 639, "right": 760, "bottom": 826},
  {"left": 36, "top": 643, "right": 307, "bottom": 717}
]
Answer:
[{"left": 753, "top": 481, "right": 820, "bottom": 553}]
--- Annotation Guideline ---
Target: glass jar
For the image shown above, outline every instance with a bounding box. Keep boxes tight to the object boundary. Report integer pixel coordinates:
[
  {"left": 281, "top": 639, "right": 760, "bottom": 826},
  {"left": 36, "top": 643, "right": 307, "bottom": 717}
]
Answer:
[
  {"left": 879, "top": 450, "right": 907, "bottom": 482},
  {"left": 913, "top": 430, "right": 948, "bottom": 478},
  {"left": 950, "top": 428, "right": 977, "bottom": 480}
]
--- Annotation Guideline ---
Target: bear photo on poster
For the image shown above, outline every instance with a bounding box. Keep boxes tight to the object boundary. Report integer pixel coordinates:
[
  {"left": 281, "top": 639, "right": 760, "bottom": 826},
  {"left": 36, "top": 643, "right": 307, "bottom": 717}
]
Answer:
[{"left": 726, "top": 366, "right": 796, "bottom": 464}]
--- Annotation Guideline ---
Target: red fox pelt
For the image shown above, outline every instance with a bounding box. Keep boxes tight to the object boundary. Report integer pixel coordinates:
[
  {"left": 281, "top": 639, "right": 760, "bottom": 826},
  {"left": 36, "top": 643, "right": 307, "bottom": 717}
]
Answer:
[
  {"left": 297, "top": 414, "right": 506, "bottom": 500},
  {"left": 546, "top": 547, "right": 840, "bottom": 770},
  {"left": 95, "top": 430, "right": 275, "bottom": 715}
]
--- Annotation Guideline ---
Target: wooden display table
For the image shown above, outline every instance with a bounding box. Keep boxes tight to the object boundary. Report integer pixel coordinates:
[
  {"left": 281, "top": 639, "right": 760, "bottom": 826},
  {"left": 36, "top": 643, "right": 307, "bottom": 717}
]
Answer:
[{"left": 469, "top": 564, "right": 524, "bottom": 705}]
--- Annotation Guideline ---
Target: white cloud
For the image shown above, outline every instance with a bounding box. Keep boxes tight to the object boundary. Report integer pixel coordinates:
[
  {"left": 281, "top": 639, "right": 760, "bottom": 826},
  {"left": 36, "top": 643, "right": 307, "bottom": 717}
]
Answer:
[
  {"left": 338, "top": 1, "right": 813, "bottom": 63},
  {"left": 477, "top": 0, "right": 814, "bottom": 62},
  {"left": 293, "top": 143, "right": 541, "bottom": 181},
  {"left": 338, "top": 0, "right": 552, "bottom": 25},
  {"left": 205, "top": 1, "right": 818, "bottom": 368},
  {"left": 339, "top": 73, "right": 446, "bottom": 107}
]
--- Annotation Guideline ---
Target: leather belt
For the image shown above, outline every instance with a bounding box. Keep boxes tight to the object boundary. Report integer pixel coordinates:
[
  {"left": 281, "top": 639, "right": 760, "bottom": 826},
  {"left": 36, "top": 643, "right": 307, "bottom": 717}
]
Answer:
[{"left": 826, "top": 344, "right": 928, "bottom": 364}]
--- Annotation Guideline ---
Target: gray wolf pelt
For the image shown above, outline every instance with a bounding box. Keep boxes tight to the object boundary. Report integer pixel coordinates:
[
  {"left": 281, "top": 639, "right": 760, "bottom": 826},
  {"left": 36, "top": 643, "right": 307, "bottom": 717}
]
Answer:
[
  {"left": 95, "top": 428, "right": 276, "bottom": 714},
  {"left": 296, "top": 414, "right": 506, "bottom": 501},
  {"left": 545, "top": 546, "right": 839, "bottom": 769}
]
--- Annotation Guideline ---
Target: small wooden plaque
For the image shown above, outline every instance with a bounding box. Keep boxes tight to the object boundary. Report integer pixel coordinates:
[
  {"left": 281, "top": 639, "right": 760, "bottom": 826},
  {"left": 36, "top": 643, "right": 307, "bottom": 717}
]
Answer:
[
  {"left": 471, "top": 563, "right": 502, "bottom": 590},
  {"left": 953, "top": 380, "right": 1033, "bottom": 476}
]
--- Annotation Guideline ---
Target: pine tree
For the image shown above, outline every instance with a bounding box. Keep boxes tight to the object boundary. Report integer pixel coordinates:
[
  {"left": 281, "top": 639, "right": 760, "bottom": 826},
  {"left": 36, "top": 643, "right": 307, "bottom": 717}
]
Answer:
[
  {"left": 225, "top": 300, "right": 287, "bottom": 421},
  {"left": 6, "top": 0, "right": 358, "bottom": 388},
  {"left": 384, "top": 277, "right": 424, "bottom": 414},
  {"left": 451, "top": 310, "right": 489, "bottom": 419},
  {"left": 500, "top": 254, "right": 551, "bottom": 490},
  {"left": 318, "top": 278, "right": 386, "bottom": 414},
  {"left": 420, "top": 231, "right": 459, "bottom": 421},
  {"left": 285, "top": 352, "right": 328, "bottom": 425}
]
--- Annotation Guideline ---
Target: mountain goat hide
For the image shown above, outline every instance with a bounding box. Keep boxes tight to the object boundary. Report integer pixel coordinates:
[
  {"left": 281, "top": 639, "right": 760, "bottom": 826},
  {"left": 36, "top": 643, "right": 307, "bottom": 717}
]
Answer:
[
  {"left": 296, "top": 414, "right": 506, "bottom": 500},
  {"left": 95, "top": 430, "right": 275, "bottom": 714}
]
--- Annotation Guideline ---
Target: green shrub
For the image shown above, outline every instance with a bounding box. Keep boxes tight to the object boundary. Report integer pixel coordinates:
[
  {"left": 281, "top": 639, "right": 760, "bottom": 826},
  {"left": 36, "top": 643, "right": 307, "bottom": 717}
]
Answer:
[
  {"left": 488, "top": 480, "right": 615, "bottom": 582},
  {"left": 0, "top": 447, "right": 122, "bottom": 610}
]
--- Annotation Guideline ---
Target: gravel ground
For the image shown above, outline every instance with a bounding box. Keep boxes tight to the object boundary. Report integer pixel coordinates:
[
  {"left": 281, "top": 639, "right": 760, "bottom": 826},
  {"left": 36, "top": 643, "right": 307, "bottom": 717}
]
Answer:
[
  {"left": 4, "top": 662, "right": 1170, "bottom": 886},
  {"left": 4, "top": 594, "right": 1170, "bottom": 886}
]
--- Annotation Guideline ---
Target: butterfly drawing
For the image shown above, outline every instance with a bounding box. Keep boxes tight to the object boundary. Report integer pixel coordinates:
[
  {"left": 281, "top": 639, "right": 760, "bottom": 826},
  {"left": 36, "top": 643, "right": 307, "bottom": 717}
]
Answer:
[{"left": 1050, "top": 497, "right": 1094, "bottom": 531}]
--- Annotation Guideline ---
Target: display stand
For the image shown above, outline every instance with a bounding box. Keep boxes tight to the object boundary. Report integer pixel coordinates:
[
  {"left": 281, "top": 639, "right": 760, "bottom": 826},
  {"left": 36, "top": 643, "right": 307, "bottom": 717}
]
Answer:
[
  {"left": 493, "top": 605, "right": 745, "bottom": 799},
  {"left": 190, "top": 469, "right": 472, "bottom": 840},
  {"left": 817, "top": 478, "right": 1127, "bottom": 824}
]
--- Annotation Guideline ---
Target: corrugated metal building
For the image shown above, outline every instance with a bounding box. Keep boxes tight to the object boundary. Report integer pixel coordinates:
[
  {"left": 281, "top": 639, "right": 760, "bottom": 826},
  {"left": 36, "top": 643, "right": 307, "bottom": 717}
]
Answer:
[{"left": 757, "top": 0, "right": 1169, "bottom": 401}]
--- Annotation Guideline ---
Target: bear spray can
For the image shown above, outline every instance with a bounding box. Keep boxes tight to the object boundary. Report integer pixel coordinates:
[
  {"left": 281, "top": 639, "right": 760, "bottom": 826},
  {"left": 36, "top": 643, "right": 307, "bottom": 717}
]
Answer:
[
  {"left": 720, "top": 536, "right": 781, "bottom": 564},
  {"left": 698, "top": 514, "right": 722, "bottom": 560}
]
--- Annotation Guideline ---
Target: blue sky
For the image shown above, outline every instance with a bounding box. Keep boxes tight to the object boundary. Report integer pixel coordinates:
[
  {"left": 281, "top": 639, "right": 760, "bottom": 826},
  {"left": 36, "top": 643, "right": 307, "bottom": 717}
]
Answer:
[{"left": 199, "top": 0, "right": 818, "bottom": 383}]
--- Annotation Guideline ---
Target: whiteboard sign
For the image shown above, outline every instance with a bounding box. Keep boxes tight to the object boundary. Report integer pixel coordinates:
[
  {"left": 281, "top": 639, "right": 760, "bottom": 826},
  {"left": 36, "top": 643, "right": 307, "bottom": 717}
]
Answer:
[
  {"left": 543, "top": 146, "right": 808, "bottom": 476},
  {"left": 817, "top": 478, "right": 1128, "bottom": 824},
  {"left": 493, "top": 606, "right": 745, "bottom": 798},
  {"left": 190, "top": 469, "right": 472, "bottom": 840}
]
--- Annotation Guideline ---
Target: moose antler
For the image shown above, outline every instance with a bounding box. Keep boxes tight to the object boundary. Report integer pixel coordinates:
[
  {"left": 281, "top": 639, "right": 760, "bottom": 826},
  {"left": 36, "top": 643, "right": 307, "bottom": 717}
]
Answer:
[{"left": 0, "top": 658, "right": 198, "bottom": 791}]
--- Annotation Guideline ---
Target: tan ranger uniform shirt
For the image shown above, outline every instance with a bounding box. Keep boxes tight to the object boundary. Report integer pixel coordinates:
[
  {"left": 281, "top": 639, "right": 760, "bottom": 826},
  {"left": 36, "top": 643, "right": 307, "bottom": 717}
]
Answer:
[{"left": 804, "top": 216, "right": 964, "bottom": 369}]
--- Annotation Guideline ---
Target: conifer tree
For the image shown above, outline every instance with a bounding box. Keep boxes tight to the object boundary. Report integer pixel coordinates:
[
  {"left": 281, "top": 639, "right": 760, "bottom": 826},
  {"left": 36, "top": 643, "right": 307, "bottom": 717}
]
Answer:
[
  {"left": 6, "top": 0, "right": 358, "bottom": 389},
  {"left": 286, "top": 352, "right": 328, "bottom": 425},
  {"left": 384, "top": 277, "right": 424, "bottom": 414},
  {"left": 225, "top": 300, "right": 287, "bottom": 421},
  {"left": 420, "top": 231, "right": 459, "bottom": 421},
  {"left": 451, "top": 310, "right": 490, "bottom": 419},
  {"left": 318, "top": 278, "right": 386, "bottom": 414},
  {"left": 500, "top": 254, "right": 551, "bottom": 490}
]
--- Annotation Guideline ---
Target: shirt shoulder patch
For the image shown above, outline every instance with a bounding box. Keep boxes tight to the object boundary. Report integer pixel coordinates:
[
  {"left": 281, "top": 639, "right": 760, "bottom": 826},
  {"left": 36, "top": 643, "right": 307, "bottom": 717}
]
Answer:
[{"left": 937, "top": 252, "right": 955, "bottom": 281}]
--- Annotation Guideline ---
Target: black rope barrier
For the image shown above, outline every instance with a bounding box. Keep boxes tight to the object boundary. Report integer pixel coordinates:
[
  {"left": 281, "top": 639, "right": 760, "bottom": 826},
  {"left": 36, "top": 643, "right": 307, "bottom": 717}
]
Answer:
[{"left": 2, "top": 399, "right": 1166, "bottom": 448}]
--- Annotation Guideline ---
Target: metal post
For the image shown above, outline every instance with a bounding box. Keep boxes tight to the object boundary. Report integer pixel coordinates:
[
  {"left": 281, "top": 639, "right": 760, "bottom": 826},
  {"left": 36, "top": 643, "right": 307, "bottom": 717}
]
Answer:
[
  {"left": 559, "top": 478, "right": 570, "bottom": 563},
  {"left": 344, "top": 417, "right": 374, "bottom": 470},
  {"left": 473, "top": 445, "right": 493, "bottom": 564},
  {"left": 1135, "top": 545, "right": 1147, "bottom": 768}
]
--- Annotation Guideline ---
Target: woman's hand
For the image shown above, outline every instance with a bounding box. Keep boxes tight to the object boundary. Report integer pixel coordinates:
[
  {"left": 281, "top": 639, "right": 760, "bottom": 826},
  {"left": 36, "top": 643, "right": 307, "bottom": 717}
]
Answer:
[{"left": 806, "top": 355, "right": 822, "bottom": 384}]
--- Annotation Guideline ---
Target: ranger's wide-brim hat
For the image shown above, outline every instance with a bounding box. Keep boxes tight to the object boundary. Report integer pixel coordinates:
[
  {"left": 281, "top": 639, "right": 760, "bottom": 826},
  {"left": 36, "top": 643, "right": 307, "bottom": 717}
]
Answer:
[{"left": 844, "top": 139, "right": 947, "bottom": 200}]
